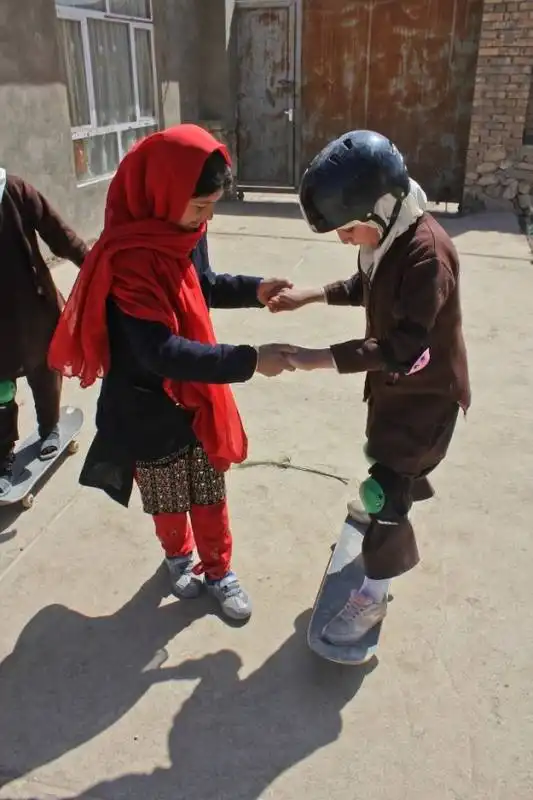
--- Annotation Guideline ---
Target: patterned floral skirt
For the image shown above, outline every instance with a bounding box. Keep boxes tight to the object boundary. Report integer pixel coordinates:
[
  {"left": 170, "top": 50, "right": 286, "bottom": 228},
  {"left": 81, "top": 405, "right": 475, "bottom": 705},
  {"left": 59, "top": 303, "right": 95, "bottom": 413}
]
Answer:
[{"left": 135, "top": 444, "right": 226, "bottom": 516}]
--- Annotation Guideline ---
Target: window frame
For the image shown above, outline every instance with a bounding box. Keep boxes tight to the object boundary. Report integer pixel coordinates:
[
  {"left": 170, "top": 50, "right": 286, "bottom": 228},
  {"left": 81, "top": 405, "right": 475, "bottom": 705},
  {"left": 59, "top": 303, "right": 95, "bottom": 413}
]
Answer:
[{"left": 56, "top": 1, "right": 158, "bottom": 185}]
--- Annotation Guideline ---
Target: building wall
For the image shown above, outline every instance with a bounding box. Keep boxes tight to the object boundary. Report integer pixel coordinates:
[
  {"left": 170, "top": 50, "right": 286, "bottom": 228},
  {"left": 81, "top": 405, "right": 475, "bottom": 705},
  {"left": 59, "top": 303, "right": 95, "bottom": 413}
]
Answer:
[
  {"left": 225, "top": 0, "right": 236, "bottom": 43},
  {"left": 198, "top": 0, "right": 233, "bottom": 123},
  {"left": 201, "top": 0, "right": 241, "bottom": 178},
  {"left": 153, "top": 0, "right": 200, "bottom": 125},
  {"left": 0, "top": 0, "right": 202, "bottom": 246},
  {"left": 0, "top": 0, "right": 106, "bottom": 242},
  {"left": 464, "top": 0, "right": 533, "bottom": 213}
]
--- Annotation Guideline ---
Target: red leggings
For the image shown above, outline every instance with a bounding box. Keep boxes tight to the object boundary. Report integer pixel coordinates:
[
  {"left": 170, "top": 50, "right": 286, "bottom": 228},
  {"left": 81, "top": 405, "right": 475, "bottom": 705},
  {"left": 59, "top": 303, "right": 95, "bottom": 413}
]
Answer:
[{"left": 153, "top": 500, "right": 232, "bottom": 580}]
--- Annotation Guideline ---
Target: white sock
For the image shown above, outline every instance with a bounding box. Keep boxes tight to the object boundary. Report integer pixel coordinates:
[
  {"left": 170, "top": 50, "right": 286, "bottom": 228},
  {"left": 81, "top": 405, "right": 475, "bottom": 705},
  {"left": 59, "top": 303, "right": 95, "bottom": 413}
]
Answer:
[{"left": 359, "top": 576, "right": 388, "bottom": 602}]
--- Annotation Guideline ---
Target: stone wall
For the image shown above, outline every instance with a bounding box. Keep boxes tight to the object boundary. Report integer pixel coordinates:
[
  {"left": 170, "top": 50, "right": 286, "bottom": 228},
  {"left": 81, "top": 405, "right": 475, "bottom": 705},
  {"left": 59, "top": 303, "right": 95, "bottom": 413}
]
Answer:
[{"left": 463, "top": 0, "right": 533, "bottom": 218}]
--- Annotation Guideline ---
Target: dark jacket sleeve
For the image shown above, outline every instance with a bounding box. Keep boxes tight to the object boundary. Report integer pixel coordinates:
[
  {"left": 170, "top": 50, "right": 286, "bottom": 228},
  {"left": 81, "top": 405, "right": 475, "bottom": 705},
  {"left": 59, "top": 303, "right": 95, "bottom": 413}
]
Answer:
[
  {"left": 331, "top": 253, "right": 455, "bottom": 374},
  {"left": 192, "top": 233, "right": 262, "bottom": 309},
  {"left": 117, "top": 310, "right": 258, "bottom": 384},
  {"left": 324, "top": 273, "right": 364, "bottom": 306},
  {"left": 15, "top": 177, "right": 88, "bottom": 267}
]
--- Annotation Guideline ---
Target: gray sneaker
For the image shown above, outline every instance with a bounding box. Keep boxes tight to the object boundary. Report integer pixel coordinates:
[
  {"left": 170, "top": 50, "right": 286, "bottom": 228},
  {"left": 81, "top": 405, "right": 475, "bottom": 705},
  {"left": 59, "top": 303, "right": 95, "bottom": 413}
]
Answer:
[
  {"left": 206, "top": 572, "right": 252, "bottom": 621},
  {"left": 322, "top": 590, "right": 387, "bottom": 646},
  {"left": 165, "top": 554, "right": 202, "bottom": 599}
]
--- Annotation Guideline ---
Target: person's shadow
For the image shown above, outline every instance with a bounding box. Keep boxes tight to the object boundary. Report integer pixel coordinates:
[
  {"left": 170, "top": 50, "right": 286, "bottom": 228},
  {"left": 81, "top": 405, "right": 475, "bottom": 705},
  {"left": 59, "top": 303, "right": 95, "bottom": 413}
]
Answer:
[
  {"left": 0, "top": 565, "right": 209, "bottom": 787},
  {"left": 70, "top": 611, "right": 376, "bottom": 800}
]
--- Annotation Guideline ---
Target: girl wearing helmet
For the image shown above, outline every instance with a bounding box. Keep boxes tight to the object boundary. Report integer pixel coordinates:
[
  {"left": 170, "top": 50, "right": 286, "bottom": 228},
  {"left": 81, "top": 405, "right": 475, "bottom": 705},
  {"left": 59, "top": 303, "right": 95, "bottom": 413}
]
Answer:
[{"left": 270, "top": 130, "right": 470, "bottom": 646}]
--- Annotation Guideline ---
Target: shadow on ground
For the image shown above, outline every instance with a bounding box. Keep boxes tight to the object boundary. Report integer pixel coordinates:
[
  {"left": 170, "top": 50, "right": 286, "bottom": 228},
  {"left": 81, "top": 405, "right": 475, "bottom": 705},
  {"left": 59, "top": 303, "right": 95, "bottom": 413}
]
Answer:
[
  {"left": 0, "top": 529, "right": 17, "bottom": 545},
  {"left": 0, "top": 505, "right": 24, "bottom": 536},
  {"left": 0, "top": 497, "right": 23, "bottom": 554},
  {"left": 0, "top": 566, "right": 206, "bottom": 787},
  {"left": 0, "top": 449, "right": 77, "bottom": 534},
  {"left": 0, "top": 565, "right": 374, "bottom": 800},
  {"left": 69, "top": 611, "right": 373, "bottom": 800}
]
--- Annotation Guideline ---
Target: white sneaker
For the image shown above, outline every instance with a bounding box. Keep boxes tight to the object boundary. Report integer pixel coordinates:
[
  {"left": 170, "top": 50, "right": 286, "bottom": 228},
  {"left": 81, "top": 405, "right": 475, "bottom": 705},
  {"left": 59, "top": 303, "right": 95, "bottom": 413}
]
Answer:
[
  {"left": 347, "top": 499, "right": 370, "bottom": 525},
  {"left": 322, "top": 590, "right": 387, "bottom": 646}
]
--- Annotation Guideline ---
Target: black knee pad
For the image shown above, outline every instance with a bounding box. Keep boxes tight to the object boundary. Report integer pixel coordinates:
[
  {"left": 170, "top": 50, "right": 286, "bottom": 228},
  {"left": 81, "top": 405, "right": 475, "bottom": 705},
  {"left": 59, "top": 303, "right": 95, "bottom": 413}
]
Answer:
[
  {"left": 0, "top": 399, "right": 18, "bottom": 458},
  {"left": 0, "top": 399, "right": 18, "bottom": 418}
]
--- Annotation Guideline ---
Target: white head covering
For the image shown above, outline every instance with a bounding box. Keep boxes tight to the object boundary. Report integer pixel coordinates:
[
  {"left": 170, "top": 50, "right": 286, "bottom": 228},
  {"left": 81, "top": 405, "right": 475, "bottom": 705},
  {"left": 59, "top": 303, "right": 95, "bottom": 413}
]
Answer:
[
  {"left": 0, "top": 168, "right": 6, "bottom": 202},
  {"left": 359, "top": 178, "right": 427, "bottom": 281}
]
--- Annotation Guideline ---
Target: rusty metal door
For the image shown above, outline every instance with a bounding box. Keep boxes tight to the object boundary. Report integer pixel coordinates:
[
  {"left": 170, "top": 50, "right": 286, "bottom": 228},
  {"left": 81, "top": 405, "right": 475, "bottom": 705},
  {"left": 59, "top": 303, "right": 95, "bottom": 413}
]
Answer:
[
  {"left": 300, "top": 0, "right": 483, "bottom": 202},
  {"left": 235, "top": 1, "right": 296, "bottom": 185}
]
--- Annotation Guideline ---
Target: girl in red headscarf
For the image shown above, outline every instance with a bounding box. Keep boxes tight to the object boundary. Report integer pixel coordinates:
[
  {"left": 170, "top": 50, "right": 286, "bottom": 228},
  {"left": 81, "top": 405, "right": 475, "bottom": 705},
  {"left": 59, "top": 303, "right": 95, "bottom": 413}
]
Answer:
[{"left": 49, "top": 125, "right": 294, "bottom": 621}]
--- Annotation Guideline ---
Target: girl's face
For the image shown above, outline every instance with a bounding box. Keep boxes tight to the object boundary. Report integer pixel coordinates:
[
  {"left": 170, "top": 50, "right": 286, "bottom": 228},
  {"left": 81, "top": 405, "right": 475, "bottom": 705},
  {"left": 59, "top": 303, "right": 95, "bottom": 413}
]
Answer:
[
  {"left": 178, "top": 189, "right": 224, "bottom": 230},
  {"left": 336, "top": 221, "right": 381, "bottom": 247}
]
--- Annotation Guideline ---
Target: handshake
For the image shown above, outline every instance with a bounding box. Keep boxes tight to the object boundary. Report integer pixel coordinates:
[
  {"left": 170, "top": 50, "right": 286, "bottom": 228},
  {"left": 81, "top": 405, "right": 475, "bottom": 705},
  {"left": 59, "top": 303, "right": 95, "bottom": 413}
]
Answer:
[
  {"left": 253, "top": 281, "right": 334, "bottom": 377},
  {"left": 255, "top": 344, "right": 334, "bottom": 377},
  {"left": 255, "top": 344, "right": 299, "bottom": 377}
]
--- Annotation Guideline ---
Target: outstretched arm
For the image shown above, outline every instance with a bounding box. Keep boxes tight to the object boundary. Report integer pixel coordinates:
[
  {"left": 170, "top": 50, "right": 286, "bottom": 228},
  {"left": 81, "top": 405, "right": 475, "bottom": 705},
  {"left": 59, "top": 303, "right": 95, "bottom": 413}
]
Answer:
[
  {"left": 288, "top": 256, "right": 454, "bottom": 375},
  {"left": 268, "top": 273, "right": 363, "bottom": 312},
  {"left": 117, "top": 308, "right": 257, "bottom": 384},
  {"left": 16, "top": 177, "right": 88, "bottom": 267},
  {"left": 114, "top": 306, "right": 295, "bottom": 381}
]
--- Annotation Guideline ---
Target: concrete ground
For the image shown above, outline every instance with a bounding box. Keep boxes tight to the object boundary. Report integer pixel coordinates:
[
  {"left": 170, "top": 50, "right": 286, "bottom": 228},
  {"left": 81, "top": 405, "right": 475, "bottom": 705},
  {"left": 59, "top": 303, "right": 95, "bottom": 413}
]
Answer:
[{"left": 0, "top": 197, "right": 532, "bottom": 800}]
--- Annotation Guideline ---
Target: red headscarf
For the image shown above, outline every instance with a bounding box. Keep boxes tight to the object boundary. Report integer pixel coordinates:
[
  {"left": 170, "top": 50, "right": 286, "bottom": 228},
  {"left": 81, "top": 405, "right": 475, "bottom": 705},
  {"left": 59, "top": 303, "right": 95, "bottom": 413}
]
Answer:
[{"left": 48, "top": 124, "right": 247, "bottom": 471}]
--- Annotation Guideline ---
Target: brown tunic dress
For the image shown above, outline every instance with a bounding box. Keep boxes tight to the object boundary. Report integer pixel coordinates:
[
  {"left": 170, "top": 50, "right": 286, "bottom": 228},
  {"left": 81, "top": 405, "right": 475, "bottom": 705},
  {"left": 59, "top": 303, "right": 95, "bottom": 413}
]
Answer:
[
  {"left": 0, "top": 175, "right": 88, "bottom": 381},
  {"left": 325, "top": 212, "right": 470, "bottom": 478},
  {"left": 324, "top": 213, "right": 470, "bottom": 579}
]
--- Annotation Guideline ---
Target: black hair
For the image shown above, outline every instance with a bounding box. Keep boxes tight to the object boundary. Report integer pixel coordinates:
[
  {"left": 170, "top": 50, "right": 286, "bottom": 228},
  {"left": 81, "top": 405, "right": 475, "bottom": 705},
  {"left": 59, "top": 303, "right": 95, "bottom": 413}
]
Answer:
[{"left": 193, "top": 150, "right": 232, "bottom": 197}]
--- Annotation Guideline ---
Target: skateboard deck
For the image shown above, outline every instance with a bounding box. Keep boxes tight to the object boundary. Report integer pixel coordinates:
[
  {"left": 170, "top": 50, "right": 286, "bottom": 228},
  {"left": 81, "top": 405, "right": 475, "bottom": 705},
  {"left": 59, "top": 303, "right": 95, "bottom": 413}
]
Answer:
[
  {"left": 308, "top": 515, "right": 390, "bottom": 665},
  {"left": 0, "top": 406, "right": 84, "bottom": 509}
]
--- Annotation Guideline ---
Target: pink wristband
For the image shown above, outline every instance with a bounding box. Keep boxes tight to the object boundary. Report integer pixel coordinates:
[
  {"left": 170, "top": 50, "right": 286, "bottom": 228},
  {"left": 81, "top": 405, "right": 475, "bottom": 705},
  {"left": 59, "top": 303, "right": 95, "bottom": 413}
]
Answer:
[{"left": 406, "top": 348, "right": 430, "bottom": 375}]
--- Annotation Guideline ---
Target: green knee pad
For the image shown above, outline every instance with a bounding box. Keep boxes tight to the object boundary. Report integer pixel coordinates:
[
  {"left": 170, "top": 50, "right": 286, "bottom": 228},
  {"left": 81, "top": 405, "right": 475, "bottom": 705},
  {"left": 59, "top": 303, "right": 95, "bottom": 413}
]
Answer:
[
  {"left": 359, "top": 476, "right": 385, "bottom": 515},
  {"left": 0, "top": 380, "right": 16, "bottom": 405}
]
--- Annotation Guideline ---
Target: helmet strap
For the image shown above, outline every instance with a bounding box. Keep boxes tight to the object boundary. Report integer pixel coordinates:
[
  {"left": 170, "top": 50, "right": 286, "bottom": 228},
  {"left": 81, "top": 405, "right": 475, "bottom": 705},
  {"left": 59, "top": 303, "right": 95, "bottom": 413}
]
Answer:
[
  {"left": 377, "top": 197, "right": 404, "bottom": 245},
  {"left": 366, "top": 213, "right": 386, "bottom": 233}
]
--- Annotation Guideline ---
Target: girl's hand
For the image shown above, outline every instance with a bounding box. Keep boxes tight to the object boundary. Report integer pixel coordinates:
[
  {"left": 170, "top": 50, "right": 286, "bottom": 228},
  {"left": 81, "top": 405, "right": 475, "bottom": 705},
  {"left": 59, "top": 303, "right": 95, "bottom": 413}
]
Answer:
[
  {"left": 257, "top": 278, "right": 293, "bottom": 306},
  {"left": 268, "top": 287, "right": 326, "bottom": 313}
]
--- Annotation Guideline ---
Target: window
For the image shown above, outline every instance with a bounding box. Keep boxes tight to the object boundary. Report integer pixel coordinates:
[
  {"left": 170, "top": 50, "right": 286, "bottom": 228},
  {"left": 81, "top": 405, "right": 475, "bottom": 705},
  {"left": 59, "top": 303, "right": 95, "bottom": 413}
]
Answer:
[{"left": 56, "top": 1, "right": 157, "bottom": 184}]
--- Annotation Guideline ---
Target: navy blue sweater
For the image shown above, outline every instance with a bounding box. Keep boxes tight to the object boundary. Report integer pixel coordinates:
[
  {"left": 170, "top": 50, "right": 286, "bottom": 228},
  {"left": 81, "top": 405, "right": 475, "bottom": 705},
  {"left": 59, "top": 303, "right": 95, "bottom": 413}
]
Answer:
[{"left": 80, "top": 235, "right": 262, "bottom": 505}]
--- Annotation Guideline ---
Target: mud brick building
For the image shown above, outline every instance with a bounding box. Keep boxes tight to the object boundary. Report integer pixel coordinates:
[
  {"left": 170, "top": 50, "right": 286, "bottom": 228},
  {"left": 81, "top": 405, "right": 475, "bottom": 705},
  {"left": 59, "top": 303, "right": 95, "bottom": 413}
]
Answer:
[
  {"left": 1, "top": 0, "right": 533, "bottom": 242},
  {"left": 464, "top": 0, "right": 533, "bottom": 214}
]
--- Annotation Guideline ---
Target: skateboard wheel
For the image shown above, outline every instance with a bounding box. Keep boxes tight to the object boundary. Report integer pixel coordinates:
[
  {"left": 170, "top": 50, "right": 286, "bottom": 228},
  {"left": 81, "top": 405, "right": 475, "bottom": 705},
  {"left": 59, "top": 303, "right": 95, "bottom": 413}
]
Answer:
[
  {"left": 22, "top": 494, "right": 34, "bottom": 510},
  {"left": 67, "top": 440, "right": 79, "bottom": 455}
]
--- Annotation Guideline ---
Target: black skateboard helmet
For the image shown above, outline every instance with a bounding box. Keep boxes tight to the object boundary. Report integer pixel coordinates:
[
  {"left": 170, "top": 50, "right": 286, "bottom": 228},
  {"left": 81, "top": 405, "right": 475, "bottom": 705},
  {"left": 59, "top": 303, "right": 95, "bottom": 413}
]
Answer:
[{"left": 299, "top": 130, "right": 410, "bottom": 234}]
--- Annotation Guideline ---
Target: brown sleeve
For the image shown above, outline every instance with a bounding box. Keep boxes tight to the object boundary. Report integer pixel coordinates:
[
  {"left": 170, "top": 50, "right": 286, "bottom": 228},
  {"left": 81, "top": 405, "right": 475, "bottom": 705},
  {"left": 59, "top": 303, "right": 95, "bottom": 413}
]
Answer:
[
  {"left": 330, "top": 251, "right": 455, "bottom": 374},
  {"left": 331, "top": 337, "right": 385, "bottom": 374},
  {"left": 18, "top": 178, "right": 89, "bottom": 267},
  {"left": 324, "top": 273, "right": 364, "bottom": 306}
]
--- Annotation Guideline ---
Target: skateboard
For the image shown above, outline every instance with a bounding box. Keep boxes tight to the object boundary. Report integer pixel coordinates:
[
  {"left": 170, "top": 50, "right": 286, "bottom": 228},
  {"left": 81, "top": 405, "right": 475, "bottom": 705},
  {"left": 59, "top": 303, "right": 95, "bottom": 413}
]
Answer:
[
  {"left": 0, "top": 406, "right": 84, "bottom": 510},
  {"left": 308, "top": 514, "right": 390, "bottom": 665}
]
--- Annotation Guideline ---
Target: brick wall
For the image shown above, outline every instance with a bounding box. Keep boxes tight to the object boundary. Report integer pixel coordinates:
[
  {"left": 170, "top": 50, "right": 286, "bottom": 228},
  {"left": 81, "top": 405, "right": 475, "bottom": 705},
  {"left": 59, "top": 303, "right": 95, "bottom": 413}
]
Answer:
[{"left": 464, "top": 0, "right": 533, "bottom": 214}]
